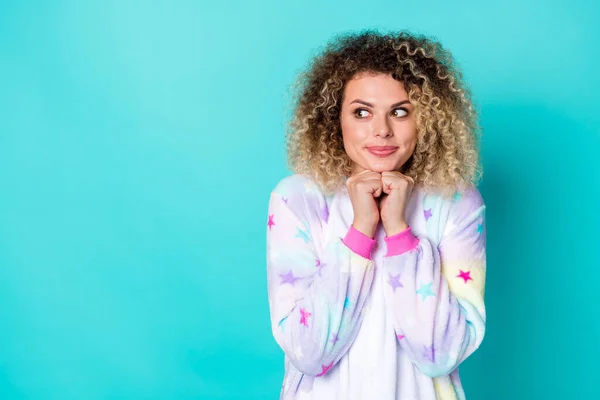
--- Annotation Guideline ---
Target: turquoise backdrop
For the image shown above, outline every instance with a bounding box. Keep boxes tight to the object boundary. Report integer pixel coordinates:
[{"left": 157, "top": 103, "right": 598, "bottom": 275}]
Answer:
[{"left": 1, "top": 0, "right": 598, "bottom": 399}]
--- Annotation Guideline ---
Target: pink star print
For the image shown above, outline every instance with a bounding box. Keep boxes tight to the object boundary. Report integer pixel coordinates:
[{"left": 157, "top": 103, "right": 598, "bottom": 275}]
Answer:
[
  {"left": 396, "top": 333, "right": 405, "bottom": 340},
  {"left": 267, "top": 214, "right": 275, "bottom": 230},
  {"left": 424, "top": 208, "right": 432, "bottom": 221},
  {"left": 315, "top": 258, "right": 326, "bottom": 276},
  {"left": 299, "top": 308, "right": 311, "bottom": 327},
  {"left": 316, "top": 361, "right": 334, "bottom": 377},
  {"left": 457, "top": 269, "right": 473, "bottom": 283}
]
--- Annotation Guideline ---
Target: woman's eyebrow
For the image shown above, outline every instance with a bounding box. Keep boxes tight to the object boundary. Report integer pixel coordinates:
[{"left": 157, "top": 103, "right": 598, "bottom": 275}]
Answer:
[{"left": 349, "top": 99, "right": 411, "bottom": 108}]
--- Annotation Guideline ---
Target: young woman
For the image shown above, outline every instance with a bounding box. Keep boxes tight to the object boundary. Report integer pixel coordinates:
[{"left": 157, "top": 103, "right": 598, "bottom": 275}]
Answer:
[{"left": 266, "top": 29, "right": 486, "bottom": 400}]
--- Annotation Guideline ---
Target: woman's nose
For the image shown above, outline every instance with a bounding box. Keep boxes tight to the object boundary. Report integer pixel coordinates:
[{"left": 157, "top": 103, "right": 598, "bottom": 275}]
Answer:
[{"left": 374, "top": 117, "right": 393, "bottom": 137}]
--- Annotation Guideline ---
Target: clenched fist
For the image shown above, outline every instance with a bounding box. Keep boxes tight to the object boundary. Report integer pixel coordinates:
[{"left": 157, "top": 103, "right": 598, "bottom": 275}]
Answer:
[{"left": 346, "top": 170, "right": 414, "bottom": 238}]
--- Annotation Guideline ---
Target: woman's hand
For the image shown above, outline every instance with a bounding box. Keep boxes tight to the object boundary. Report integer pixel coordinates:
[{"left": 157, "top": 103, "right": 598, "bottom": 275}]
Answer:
[
  {"left": 346, "top": 170, "right": 383, "bottom": 238},
  {"left": 379, "top": 171, "right": 414, "bottom": 236}
]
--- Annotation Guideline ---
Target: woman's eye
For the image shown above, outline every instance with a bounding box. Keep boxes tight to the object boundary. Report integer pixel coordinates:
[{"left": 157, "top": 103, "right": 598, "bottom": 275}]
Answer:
[
  {"left": 354, "top": 108, "right": 370, "bottom": 118},
  {"left": 392, "top": 108, "right": 408, "bottom": 117},
  {"left": 353, "top": 108, "right": 408, "bottom": 118}
]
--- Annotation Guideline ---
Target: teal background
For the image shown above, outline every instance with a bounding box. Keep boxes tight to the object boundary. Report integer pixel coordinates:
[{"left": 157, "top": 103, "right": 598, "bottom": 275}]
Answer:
[{"left": 1, "top": 0, "right": 598, "bottom": 399}]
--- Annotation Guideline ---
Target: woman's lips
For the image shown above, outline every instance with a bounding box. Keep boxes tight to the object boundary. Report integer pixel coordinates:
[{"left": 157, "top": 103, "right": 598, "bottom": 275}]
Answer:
[{"left": 366, "top": 146, "right": 398, "bottom": 157}]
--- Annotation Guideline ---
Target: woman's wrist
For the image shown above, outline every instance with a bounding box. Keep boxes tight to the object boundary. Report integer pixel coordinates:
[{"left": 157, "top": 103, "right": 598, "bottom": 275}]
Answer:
[
  {"left": 351, "top": 220, "right": 376, "bottom": 238},
  {"left": 382, "top": 220, "right": 409, "bottom": 236}
]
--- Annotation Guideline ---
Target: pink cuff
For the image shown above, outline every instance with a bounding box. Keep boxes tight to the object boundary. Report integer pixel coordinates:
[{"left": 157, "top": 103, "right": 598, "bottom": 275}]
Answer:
[
  {"left": 342, "top": 225, "right": 375, "bottom": 260},
  {"left": 384, "top": 226, "right": 420, "bottom": 256}
]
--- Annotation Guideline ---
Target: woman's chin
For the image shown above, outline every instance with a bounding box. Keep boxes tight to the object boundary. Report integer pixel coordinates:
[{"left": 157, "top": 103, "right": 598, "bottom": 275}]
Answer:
[
  {"left": 351, "top": 159, "right": 404, "bottom": 174},
  {"left": 367, "top": 161, "right": 403, "bottom": 172}
]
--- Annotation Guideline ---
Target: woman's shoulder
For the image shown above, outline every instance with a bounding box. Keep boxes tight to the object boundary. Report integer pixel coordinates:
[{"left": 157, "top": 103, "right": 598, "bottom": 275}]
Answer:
[
  {"left": 451, "top": 184, "right": 485, "bottom": 212},
  {"left": 415, "top": 182, "right": 485, "bottom": 225},
  {"left": 269, "top": 174, "right": 327, "bottom": 231},
  {"left": 442, "top": 184, "right": 486, "bottom": 230},
  {"left": 270, "top": 173, "right": 323, "bottom": 199},
  {"left": 416, "top": 182, "right": 484, "bottom": 207}
]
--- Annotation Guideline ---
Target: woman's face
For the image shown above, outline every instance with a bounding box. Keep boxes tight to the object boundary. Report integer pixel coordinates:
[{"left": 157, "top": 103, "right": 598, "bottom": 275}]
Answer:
[{"left": 340, "top": 72, "right": 418, "bottom": 176}]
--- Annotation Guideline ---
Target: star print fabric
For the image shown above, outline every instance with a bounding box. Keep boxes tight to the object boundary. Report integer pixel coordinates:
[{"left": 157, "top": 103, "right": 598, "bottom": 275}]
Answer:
[
  {"left": 265, "top": 174, "right": 487, "bottom": 400},
  {"left": 380, "top": 185, "right": 486, "bottom": 378},
  {"left": 266, "top": 179, "right": 376, "bottom": 377}
]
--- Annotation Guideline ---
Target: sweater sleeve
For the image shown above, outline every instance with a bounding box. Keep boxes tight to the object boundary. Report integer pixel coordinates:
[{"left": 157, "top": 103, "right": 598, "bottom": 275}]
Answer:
[
  {"left": 266, "top": 182, "right": 376, "bottom": 377},
  {"left": 380, "top": 186, "right": 487, "bottom": 378}
]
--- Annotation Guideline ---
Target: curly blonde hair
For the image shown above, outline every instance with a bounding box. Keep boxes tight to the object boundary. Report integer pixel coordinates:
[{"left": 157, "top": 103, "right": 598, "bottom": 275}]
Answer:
[{"left": 283, "top": 28, "right": 484, "bottom": 199}]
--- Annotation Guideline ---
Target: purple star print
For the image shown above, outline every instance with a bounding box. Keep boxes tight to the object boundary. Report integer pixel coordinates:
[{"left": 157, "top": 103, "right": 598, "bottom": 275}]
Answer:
[
  {"left": 423, "top": 344, "right": 435, "bottom": 362},
  {"left": 321, "top": 202, "right": 329, "bottom": 223},
  {"left": 387, "top": 273, "right": 404, "bottom": 292},
  {"left": 330, "top": 333, "right": 339, "bottom": 345},
  {"left": 279, "top": 270, "right": 300, "bottom": 285},
  {"left": 424, "top": 208, "right": 432, "bottom": 221}
]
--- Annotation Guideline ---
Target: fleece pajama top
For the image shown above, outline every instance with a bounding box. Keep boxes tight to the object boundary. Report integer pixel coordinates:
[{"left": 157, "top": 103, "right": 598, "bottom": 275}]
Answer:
[{"left": 265, "top": 173, "right": 487, "bottom": 400}]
